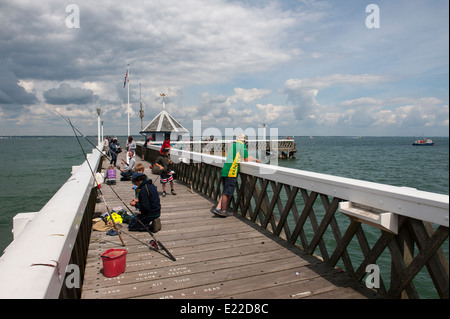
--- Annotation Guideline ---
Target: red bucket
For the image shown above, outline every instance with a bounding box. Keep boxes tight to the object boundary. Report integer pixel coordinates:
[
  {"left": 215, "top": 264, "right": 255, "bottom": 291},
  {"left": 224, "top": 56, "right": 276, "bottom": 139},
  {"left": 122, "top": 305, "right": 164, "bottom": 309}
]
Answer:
[{"left": 101, "top": 249, "right": 127, "bottom": 277}]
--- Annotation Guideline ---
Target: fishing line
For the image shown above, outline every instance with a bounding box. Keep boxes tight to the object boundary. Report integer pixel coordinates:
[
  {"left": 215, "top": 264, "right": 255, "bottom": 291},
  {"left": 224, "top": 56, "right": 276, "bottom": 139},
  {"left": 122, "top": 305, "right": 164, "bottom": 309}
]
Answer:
[
  {"left": 57, "top": 110, "right": 175, "bottom": 261},
  {"left": 119, "top": 227, "right": 171, "bottom": 260},
  {"left": 67, "top": 118, "right": 125, "bottom": 246},
  {"left": 56, "top": 109, "right": 142, "bottom": 176},
  {"left": 105, "top": 181, "right": 176, "bottom": 261},
  {"left": 54, "top": 109, "right": 121, "bottom": 162}
]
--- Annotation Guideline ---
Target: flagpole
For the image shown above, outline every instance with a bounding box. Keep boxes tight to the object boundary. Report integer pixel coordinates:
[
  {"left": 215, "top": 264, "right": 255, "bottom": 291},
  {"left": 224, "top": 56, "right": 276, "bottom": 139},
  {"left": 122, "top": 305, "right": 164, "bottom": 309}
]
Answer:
[{"left": 127, "top": 64, "right": 130, "bottom": 137}]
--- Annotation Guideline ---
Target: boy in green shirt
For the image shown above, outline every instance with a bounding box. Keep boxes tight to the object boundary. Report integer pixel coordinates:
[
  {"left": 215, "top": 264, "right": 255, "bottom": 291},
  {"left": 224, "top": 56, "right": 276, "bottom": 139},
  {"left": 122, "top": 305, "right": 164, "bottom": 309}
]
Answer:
[{"left": 212, "top": 134, "right": 260, "bottom": 217}]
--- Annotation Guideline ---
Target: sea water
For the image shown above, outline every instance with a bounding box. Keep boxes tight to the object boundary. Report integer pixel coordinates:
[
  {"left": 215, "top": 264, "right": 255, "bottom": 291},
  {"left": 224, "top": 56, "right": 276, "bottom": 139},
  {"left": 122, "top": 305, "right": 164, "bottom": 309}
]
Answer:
[
  {"left": 277, "top": 136, "right": 449, "bottom": 299},
  {"left": 0, "top": 135, "right": 448, "bottom": 298},
  {"left": 0, "top": 136, "right": 103, "bottom": 252}
]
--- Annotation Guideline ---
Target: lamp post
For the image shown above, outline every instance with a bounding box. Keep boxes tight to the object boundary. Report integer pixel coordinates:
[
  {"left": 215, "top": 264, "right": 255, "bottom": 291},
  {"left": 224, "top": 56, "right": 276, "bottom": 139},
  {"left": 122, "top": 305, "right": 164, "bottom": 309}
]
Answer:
[
  {"left": 123, "top": 64, "right": 131, "bottom": 137},
  {"left": 97, "top": 107, "right": 101, "bottom": 145}
]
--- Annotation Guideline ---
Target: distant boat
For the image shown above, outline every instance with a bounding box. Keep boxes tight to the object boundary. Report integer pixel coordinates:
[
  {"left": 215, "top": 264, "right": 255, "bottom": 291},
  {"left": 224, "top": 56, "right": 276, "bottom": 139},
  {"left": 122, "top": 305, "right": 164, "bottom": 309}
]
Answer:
[{"left": 412, "top": 138, "right": 434, "bottom": 146}]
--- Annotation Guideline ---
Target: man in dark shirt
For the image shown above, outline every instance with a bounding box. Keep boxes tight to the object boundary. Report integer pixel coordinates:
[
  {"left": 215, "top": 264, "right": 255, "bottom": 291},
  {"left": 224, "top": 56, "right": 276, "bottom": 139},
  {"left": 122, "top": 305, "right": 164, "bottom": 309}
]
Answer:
[{"left": 129, "top": 172, "right": 161, "bottom": 232}]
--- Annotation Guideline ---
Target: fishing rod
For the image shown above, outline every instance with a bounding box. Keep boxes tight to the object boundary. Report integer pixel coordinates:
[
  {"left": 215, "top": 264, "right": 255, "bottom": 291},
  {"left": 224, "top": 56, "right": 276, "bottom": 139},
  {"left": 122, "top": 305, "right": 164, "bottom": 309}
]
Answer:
[
  {"left": 106, "top": 181, "right": 176, "bottom": 261},
  {"left": 54, "top": 109, "right": 122, "bottom": 161},
  {"left": 67, "top": 118, "right": 125, "bottom": 247},
  {"left": 56, "top": 110, "right": 175, "bottom": 261},
  {"left": 56, "top": 109, "right": 140, "bottom": 177}
]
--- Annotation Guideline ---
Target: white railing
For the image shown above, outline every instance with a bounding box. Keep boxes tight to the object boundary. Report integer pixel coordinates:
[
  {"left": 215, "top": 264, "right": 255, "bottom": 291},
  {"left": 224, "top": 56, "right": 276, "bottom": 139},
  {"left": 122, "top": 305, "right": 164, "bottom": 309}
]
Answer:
[
  {"left": 163, "top": 146, "right": 449, "bottom": 227},
  {"left": 0, "top": 143, "right": 104, "bottom": 299},
  {"left": 141, "top": 144, "right": 449, "bottom": 298},
  {"left": 139, "top": 139, "right": 297, "bottom": 157}
]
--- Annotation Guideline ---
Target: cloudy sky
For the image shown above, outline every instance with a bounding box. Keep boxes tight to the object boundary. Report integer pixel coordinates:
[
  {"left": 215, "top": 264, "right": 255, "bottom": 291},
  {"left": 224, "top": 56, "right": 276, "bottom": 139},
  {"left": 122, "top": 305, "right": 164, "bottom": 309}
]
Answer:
[{"left": 0, "top": 0, "right": 448, "bottom": 137}]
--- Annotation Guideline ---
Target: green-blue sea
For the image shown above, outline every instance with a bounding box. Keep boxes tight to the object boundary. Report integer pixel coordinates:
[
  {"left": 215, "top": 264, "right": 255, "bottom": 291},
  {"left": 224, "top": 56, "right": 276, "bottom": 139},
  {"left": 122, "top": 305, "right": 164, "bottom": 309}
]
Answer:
[{"left": 0, "top": 135, "right": 448, "bottom": 298}]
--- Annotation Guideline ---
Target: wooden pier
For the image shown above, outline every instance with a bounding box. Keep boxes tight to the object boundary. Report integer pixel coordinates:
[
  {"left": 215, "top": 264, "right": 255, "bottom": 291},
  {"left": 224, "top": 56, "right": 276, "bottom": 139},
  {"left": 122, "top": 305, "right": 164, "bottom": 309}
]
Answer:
[
  {"left": 1, "top": 141, "right": 446, "bottom": 300},
  {"left": 81, "top": 152, "right": 378, "bottom": 299}
]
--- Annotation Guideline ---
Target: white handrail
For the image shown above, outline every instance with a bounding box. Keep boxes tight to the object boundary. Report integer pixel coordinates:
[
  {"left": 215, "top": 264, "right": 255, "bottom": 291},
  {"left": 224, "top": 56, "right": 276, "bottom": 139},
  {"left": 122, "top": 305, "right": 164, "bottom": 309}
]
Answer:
[
  {"left": 163, "top": 146, "right": 448, "bottom": 227},
  {"left": 0, "top": 143, "right": 104, "bottom": 299}
]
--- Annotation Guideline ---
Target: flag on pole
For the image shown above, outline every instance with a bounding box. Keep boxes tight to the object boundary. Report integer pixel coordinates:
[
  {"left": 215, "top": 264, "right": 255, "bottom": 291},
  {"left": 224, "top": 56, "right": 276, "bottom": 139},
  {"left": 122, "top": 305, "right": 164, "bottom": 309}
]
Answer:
[{"left": 123, "top": 70, "right": 128, "bottom": 88}]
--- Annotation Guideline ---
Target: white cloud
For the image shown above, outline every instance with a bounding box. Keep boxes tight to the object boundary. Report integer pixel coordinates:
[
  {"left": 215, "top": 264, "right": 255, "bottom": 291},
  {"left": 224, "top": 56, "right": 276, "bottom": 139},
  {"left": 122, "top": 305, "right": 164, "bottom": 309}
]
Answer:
[
  {"left": 0, "top": 0, "right": 448, "bottom": 136},
  {"left": 280, "top": 73, "right": 449, "bottom": 135},
  {"left": 256, "top": 103, "right": 294, "bottom": 124},
  {"left": 284, "top": 74, "right": 388, "bottom": 91},
  {"left": 282, "top": 74, "right": 389, "bottom": 123},
  {"left": 17, "top": 80, "right": 35, "bottom": 94},
  {"left": 95, "top": 0, "right": 305, "bottom": 86},
  {"left": 372, "top": 110, "right": 397, "bottom": 127},
  {"left": 228, "top": 88, "right": 272, "bottom": 105}
]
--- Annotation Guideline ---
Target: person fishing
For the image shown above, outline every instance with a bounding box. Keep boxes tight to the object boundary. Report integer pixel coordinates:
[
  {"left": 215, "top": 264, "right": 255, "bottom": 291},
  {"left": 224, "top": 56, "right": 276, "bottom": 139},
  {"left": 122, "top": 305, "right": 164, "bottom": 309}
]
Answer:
[
  {"left": 120, "top": 150, "right": 136, "bottom": 181},
  {"left": 54, "top": 109, "right": 175, "bottom": 260},
  {"left": 126, "top": 136, "right": 136, "bottom": 164},
  {"left": 129, "top": 172, "right": 161, "bottom": 232}
]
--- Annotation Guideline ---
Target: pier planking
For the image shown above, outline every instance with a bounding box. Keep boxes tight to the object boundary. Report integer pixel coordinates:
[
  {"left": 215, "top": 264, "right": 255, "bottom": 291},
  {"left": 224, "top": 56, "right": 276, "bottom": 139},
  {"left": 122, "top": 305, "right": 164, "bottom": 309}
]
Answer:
[{"left": 81, "top": 151, "right": 380, "bottom": 299}]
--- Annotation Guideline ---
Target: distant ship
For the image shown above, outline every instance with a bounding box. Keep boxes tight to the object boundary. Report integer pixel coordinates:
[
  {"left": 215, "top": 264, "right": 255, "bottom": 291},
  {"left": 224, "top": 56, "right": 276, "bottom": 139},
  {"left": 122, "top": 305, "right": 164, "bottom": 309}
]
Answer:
[{"left": 412, "top": 138, "right": 434, "bottom": 146}]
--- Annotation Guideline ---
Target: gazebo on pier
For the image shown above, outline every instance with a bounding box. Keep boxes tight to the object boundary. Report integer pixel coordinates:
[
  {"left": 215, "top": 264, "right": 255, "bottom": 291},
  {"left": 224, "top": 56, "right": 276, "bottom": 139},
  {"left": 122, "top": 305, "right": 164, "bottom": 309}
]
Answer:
[{"left": 140, "top": 94, "right": 189, "bottom": 142}]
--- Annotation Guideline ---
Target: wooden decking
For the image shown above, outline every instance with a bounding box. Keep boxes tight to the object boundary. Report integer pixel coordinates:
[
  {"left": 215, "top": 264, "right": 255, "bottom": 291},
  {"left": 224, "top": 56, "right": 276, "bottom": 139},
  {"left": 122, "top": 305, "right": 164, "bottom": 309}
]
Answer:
[{"left": 81, "top": 153, "right": 380, "bottom": 299}]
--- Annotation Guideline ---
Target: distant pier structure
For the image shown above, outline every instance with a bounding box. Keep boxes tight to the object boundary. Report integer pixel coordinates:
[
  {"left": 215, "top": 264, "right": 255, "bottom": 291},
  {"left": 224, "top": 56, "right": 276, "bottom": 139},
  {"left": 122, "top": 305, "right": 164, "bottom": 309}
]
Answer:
[
  {"left": 143, "top": 139, "right": 296, "bottom": 160},
  {"left": 176, "top": 139, "right": 297, "bottom": 159}
]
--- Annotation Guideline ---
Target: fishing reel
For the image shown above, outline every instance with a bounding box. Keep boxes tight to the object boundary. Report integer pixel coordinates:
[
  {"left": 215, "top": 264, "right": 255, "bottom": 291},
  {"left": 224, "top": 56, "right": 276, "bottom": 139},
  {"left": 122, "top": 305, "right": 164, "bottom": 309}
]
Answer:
[
  {"left": 149, "top": 240, "right": 176, "bottom": 261},
  {"left": 149, "top": 240, "right": 159, "bottom": 250}
]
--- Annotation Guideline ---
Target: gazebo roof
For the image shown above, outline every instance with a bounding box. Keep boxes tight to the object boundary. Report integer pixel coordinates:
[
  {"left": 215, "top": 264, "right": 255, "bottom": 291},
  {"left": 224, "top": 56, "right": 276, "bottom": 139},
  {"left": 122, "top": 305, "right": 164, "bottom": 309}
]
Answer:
[{"left": 140, "top": 109, "right": 189, "bottom": 134}]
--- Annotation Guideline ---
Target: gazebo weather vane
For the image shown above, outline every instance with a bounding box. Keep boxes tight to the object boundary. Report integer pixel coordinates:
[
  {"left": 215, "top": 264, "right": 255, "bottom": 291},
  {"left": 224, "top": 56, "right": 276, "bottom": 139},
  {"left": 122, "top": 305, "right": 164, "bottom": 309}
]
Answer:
[{"left": 160, "top": 93, "right": 166, "bottom": 110}]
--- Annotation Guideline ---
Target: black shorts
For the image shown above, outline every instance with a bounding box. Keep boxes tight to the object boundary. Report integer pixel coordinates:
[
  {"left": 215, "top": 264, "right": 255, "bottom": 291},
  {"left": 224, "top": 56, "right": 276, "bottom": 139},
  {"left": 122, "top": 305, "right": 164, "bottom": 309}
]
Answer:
[{"left": 222, "top": 177, "right": 237, "bottom": 196}]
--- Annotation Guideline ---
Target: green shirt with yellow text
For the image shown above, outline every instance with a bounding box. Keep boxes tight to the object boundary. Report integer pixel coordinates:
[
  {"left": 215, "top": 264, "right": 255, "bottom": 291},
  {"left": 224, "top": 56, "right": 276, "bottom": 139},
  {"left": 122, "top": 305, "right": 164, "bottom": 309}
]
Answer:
[{"left": 221, "top": 141, "right": 248, "bottom": 177}]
